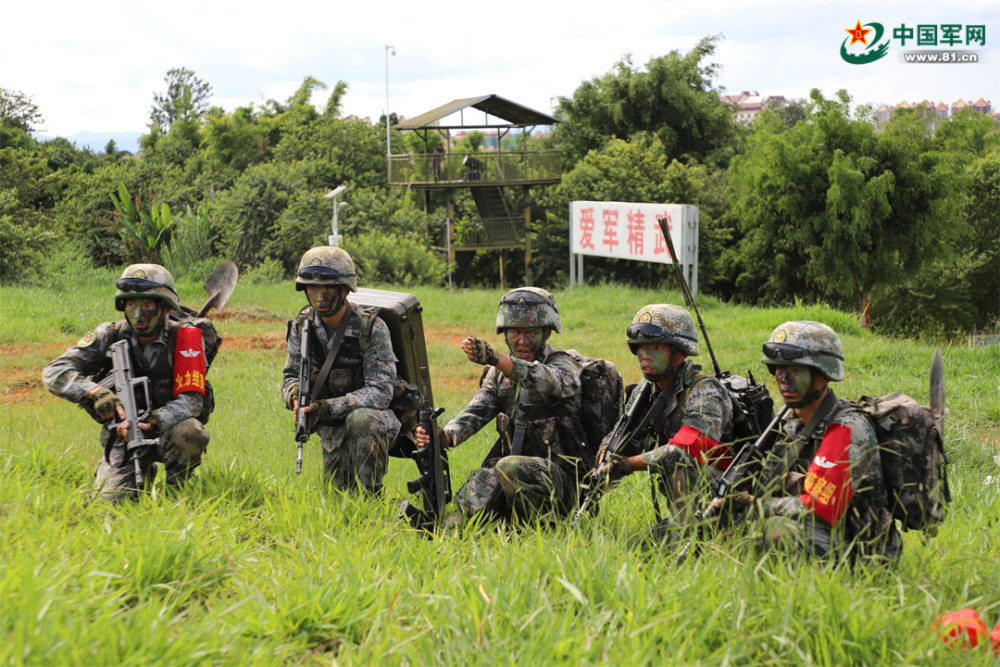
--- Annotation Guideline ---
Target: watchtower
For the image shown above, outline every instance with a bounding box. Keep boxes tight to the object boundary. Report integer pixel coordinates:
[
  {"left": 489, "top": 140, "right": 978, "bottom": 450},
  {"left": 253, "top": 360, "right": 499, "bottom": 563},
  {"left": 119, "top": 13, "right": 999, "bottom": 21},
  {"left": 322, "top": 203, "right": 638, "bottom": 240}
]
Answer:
[{"left": 389, "top": 94, "right": 560, "bottom": 286}]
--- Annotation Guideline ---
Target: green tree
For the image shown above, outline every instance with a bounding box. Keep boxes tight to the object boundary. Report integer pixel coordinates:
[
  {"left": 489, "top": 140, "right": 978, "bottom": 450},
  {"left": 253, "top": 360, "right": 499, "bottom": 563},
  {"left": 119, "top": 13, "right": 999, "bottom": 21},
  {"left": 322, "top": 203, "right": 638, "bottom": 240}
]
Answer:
[
  {"left": 554, "top": 36, "right": 739, "bottom": 168},
  {"left": 0, "top": 87, "right": 43, "bottom": 132},
  {"left": 726, "top": 90, "right": 947, "bottom": 314},
  {"left": 150, "top": 67, "right": 213, "bottom": 128},
  {"left": 532, "top": 135, "right": 706, "bottom": 288}
]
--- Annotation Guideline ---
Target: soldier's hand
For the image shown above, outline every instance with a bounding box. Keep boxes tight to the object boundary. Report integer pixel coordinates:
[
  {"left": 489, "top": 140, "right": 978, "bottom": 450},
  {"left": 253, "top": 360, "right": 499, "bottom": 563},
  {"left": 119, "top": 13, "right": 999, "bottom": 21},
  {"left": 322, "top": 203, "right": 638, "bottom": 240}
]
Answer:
[
  {"left": 599, "top": 453, "right": 634, "bottom": 483},
  {"left": 285, "top": 382, "right": 300, "bottom": 411},
  {"left": 90, "top": 386, "right": 122, "bottom": 422},
  {"left": 415, "top": 425, "right": 452, "bottom": 448},
  {"left": 465, "top": 337, "right": 500, "bottom": 366},
  {"left": 710, "top": 490, "right": 754, "bottom": 513}
]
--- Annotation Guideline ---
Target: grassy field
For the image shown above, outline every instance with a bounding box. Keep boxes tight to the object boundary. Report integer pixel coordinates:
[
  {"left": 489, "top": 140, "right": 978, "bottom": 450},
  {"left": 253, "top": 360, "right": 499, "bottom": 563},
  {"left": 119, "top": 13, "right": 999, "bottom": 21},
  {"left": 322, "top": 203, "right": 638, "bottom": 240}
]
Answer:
[{"left": 2, "top": 276, "right": 999, "bottom": 665}]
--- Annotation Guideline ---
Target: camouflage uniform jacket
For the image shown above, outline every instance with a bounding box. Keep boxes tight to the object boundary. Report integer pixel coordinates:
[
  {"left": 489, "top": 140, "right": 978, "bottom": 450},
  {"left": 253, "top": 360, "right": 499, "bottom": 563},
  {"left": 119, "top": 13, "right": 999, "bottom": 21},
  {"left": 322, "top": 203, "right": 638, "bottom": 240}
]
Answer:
[
  {"left": 282, "top": 304, "right": 397, "bottom": 426},
  {"left": 442, "top": 343, "right": 589, "bottom": 476},
  {"left": 760, "top": 389, "right": 901, "bottom": 561},
  {"left": 42, "top": 317, "right": 218, "bottom": 433},
  {"left": 636, "top": 361, "right": 734, "bottom": 461}
]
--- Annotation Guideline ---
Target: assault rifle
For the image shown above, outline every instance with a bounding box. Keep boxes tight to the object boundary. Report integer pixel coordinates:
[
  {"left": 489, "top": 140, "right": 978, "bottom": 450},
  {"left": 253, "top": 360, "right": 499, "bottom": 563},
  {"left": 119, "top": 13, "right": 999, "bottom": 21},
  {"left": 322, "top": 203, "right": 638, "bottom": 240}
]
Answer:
[
  {"left": 294, "top": 317, "right": 314, "bottom": 474},
  {"left": 673, "top": 405, "right": 789, "bottom": 564},
  {"left": 571, "top": 381, "right": 654, "bottom": 526},
  {"left": 105, "top": 339, "right": 159, "bottom": 490},
  {"left": 400, "top": 366, "right": 452, "bottom": 529}
]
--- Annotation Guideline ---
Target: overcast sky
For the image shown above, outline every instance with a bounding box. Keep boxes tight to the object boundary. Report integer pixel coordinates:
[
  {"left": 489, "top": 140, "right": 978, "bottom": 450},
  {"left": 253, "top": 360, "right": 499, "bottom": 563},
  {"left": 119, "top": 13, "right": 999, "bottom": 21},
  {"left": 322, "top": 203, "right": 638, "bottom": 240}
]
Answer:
[{"left": 4, "top": 0, "right": 998, "bottom": 137}]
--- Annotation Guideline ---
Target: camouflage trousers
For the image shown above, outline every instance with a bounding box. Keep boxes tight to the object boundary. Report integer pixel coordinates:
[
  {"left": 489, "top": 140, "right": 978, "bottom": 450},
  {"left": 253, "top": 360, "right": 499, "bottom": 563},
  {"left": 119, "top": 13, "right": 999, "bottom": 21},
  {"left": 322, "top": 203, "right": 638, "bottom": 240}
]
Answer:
[
  {"left": 319, "top": 407, "right": 399, "bottom": 494},
  {"left": 641, "top": 444, "right": 723, "bottom": 523},
  {"left": 452, "top": 455, "right": 578, "bottom": 525},
  {"left": 95, "top": 417, "right": 209, "bottom": 503},
  {"left": 758, "top": 514, "right": 902, "bottom": 565}
]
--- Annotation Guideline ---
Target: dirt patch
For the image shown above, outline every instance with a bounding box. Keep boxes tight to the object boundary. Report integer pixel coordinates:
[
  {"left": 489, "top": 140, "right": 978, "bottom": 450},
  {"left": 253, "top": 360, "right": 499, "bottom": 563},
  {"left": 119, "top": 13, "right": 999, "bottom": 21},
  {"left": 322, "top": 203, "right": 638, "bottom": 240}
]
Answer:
[
  {"left": 0, "top": 342, "right": 67, "bottom": 359},
  {"left": 0, "top": 367, "right": 51, "bottom": 405},
  {"left": 225, "top": 331, "right": 287, "bottom": 351},
  {"left": 212, "top": 306, "right": 285, "bottom": 323},
  {"left": 426, "top": 326, "right": 476, "bottom": 348}
]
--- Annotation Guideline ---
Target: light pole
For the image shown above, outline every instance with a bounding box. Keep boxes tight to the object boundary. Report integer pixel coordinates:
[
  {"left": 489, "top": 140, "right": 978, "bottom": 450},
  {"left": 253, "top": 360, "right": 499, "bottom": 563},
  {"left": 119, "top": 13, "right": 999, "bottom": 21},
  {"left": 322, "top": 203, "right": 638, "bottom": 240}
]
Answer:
[
  {"left": 324, "top": 185, "right": 348, "bottom": 246},
  {"left": 385, "top": 44, "right": 396, "bottom": 176}
]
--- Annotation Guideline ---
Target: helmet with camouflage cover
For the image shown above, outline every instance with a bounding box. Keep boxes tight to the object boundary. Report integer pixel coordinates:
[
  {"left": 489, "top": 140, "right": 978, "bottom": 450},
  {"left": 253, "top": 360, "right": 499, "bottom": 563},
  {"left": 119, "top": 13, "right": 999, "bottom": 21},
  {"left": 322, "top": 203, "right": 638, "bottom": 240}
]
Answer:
[
  {"left": 115, "top": 264, "right": 180, "bottom": 312},
  {"left": 495, "top": 287, "right": 562, "bottom": 334},
  {"left": 761, "top": 320, "right": 844, "bottom": 381},
  {"left": 295, "top": 246, "right": 358, "bottom": 292},
  {"left": 627, "top": 304, "right": 699, "bottom": 356}
]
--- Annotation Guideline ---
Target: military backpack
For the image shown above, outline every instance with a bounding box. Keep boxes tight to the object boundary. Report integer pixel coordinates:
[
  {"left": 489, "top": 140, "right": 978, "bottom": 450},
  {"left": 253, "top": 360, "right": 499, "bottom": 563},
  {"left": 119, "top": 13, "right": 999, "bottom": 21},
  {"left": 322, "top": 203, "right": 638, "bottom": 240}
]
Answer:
[
  {"left": 564, "top": 350, "right": 625, "bottom": 451},
  {"left": 844, "top": 393, "right": 950, "bottom": 532}
]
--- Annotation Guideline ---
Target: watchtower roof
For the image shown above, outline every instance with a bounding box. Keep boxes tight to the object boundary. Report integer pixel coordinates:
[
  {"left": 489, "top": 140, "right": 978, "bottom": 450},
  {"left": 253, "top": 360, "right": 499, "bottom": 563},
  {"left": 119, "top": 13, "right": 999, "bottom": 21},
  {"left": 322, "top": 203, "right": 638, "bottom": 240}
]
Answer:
[{"left": 394, "top": 94, "right": 559, "bottom": 130}]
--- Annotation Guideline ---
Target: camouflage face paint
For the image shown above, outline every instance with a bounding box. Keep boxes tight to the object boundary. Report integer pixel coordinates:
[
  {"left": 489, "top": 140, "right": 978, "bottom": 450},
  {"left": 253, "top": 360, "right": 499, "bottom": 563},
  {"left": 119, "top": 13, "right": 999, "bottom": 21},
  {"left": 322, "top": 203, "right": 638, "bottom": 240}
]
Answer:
[
  {"left": 636, "top": 343, "right": 677, "bottom": 383},
  {"left": 505, "top": 327, "right": 545, "bottom": 361},
  {"left": 773, "top": 365, "right": 814, "bottom": 405},
  {"left": 306, "top": 285, "right": 346, "bottom": 318},
  {"left": 124, "top": 298, "right": 163, "bottom": 337}
]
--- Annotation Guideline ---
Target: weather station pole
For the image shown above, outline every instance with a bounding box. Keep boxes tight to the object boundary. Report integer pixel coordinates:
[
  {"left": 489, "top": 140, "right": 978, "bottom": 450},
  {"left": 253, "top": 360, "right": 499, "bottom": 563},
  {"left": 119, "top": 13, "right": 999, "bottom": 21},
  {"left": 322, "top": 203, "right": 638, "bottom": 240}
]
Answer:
[{"left": 385, "top": 44, "right": 395, "bottom": 182}]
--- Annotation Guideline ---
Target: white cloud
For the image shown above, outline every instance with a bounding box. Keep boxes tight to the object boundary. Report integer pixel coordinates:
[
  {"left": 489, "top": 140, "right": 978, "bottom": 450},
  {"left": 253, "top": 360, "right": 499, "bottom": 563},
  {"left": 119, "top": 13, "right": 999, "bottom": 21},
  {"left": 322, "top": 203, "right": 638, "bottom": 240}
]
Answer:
[{"left": 4, "top": 0, "right": 997, "bottom": 136}]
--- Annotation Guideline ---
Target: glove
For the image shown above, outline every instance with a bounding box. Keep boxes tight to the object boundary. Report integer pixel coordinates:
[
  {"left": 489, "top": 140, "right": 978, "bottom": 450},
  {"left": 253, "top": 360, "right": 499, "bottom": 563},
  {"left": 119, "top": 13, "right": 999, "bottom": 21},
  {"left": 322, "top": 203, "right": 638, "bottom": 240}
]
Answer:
[
  {"left": 603, "top": 452, "right": 634, "bottom": 483},
  {"left": 284, "top": 382, "right": 300, "bottom": 410},
  {"left": 309, "top": 397, "right": 348, "bottom": 423},
  {"left": 90, "top": 386, "right": 121, "bottom": 422},
  {"left": 467, "top": 337, "right": 501, "bottom": 366}
]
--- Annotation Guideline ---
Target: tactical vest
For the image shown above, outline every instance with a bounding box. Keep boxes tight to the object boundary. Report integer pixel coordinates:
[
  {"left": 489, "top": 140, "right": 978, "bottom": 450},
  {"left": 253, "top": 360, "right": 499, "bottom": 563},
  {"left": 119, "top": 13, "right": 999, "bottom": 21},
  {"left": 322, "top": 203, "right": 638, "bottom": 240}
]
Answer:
[
  {"left": 649, "top": 364, "right": 713, "bottom": 444},
  {"left": 293, "top": 306, "right": 370, "bottom": 401},
  {"left": 489, "top": 348, "right": 590, "bottom": 476},
  {"left": 105, "top": 316, "right": 220, "bottom": 422}
]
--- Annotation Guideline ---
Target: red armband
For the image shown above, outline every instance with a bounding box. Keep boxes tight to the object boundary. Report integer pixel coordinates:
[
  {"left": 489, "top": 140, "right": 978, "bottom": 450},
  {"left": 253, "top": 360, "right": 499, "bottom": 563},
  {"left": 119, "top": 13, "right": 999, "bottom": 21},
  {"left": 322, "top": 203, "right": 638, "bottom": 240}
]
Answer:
[
  {"left": 800, "top": 422, "right": 853, "bottom": 525},
  {"left": 669, "top": 425, "right": 732, "bottom": 469},
  {"left": 173, "top": 327, "right": 206, "bottom": 396}
]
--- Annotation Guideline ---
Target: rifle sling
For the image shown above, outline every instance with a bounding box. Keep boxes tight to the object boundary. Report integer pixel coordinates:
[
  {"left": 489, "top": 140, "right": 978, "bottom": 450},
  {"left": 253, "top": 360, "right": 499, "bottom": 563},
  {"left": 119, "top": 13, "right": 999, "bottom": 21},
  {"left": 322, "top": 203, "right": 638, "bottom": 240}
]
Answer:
[
  {"left": 764, "top": 389, "right": 840, "bottom": 484},
  {"left": 510, "top": 384, "right": 530, "bottom": 456},
  {"left": 311, "top": 304, "right": 353, "bottom": 402}
]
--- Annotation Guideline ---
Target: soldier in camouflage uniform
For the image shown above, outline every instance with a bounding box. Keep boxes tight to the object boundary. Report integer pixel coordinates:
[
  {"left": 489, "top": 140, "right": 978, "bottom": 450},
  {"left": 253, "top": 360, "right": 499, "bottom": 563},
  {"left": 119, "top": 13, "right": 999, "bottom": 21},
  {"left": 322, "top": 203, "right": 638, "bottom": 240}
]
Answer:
[
  {"left": 282, "top": 246, "right": 400, "bottom": 494},
  {"left": 42, "top": 264, "right": 219, "bottom": 502},
  {"left": 723, "top": 321, "right": 900, "bottom": 563},
  {"left": 416, "top": 287, "right": 588, "bottom": 525},
  {"left": 598, "top": 305, "right": 734, "bottom": 537}
]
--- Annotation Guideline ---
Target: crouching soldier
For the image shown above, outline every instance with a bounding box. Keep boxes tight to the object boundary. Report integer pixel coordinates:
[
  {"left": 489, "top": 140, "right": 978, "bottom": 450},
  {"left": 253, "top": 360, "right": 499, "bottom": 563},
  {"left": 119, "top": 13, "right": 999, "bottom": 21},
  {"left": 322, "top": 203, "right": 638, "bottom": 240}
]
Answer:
[
  {"left": 282, "top": 246, "right": 400, "bottom": 494},
  {"left": 718, "top": 321, "right": 900, "bottom": 564},
  {"left": 416, "top": 287, "right": 589, "bottom": 526},
  {"left": 596, "top": 304, "right": 734, "bottom": 542},
  {"left": 42, "top": 264, "right": 219, "bottom": 502}
]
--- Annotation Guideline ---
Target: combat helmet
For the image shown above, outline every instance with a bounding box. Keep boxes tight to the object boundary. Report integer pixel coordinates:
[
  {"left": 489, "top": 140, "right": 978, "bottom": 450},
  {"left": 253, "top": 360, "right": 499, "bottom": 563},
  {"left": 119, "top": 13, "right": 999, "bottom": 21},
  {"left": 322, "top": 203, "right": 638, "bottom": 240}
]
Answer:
[
  {"left": 761, "top": 321, "right": 844, "bottom": 381},
  {"left": 627, "top": 304, "right": 700, "bottom": 356},
  {"left": 115, "top": 264, "right": 180, "bottom": 312},
  {"left": 295, "top": 246, "right": 358, "bottom": 293},
  {"left": 495, "top": 287, "right": 562, "bottom": 334}
]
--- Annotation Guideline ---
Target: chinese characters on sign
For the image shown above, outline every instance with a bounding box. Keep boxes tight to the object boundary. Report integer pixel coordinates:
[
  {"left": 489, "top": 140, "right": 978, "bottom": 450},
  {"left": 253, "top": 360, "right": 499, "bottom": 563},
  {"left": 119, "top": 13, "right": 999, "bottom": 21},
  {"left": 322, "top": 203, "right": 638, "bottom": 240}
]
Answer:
[
  {"left": 570, "top": 201, "right": 694, "bottom": 264},
  {"left": 569, "top": 201, "right": 699, "bottom": 294}
]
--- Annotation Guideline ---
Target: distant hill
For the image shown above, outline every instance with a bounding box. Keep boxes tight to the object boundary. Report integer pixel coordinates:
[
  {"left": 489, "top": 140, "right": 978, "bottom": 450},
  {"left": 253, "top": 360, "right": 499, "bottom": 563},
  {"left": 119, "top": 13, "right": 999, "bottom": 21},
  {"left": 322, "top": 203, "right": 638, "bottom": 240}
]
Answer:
[{"left": 31, "top": 131, "right": 143, "bottom": 154}]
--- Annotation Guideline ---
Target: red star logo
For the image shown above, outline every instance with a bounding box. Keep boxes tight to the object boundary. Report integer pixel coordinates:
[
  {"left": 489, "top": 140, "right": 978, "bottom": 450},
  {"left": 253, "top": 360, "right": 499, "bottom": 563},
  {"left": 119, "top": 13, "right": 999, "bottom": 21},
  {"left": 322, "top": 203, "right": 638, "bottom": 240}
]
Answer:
[{"left": 845, "top": 20, "right": 872, "bottom": 46}]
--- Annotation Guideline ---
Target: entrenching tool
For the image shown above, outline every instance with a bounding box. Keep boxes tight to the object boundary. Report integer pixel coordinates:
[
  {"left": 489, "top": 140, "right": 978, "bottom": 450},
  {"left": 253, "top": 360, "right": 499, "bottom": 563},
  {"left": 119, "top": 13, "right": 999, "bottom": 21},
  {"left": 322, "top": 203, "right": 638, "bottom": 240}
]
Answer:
[{"left": 195, "top": 261, "right": 239, "bottom": 317}]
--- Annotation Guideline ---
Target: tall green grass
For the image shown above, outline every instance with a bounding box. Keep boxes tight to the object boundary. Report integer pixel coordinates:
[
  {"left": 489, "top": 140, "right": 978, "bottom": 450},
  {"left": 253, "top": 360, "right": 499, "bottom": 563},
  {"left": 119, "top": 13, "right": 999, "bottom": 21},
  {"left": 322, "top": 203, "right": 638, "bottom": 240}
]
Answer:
[{"left": 2, "top": 280, "right": 999, "bottom": 665}]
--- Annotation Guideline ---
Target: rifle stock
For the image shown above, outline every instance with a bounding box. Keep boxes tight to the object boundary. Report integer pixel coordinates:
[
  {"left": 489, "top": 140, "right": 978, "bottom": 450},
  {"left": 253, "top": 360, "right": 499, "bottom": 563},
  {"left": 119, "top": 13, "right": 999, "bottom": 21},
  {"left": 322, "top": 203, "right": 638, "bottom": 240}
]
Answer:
[
  {"left": 106, "top": 340, "right": 159, "bottom": 489},
  {"left": 572, "top": 381, "right": 654, "bottom": 526},
  {"left": 295, "top": 318, "right": 314, "bottom": 474}
]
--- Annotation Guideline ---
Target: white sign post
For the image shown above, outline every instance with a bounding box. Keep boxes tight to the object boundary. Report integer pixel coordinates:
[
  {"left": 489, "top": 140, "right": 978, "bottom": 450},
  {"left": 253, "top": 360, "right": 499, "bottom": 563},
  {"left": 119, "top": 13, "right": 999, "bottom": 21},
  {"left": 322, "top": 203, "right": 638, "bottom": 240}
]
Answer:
[{"left": 568, "top": 201, "right": 699, "bottom": 297}]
